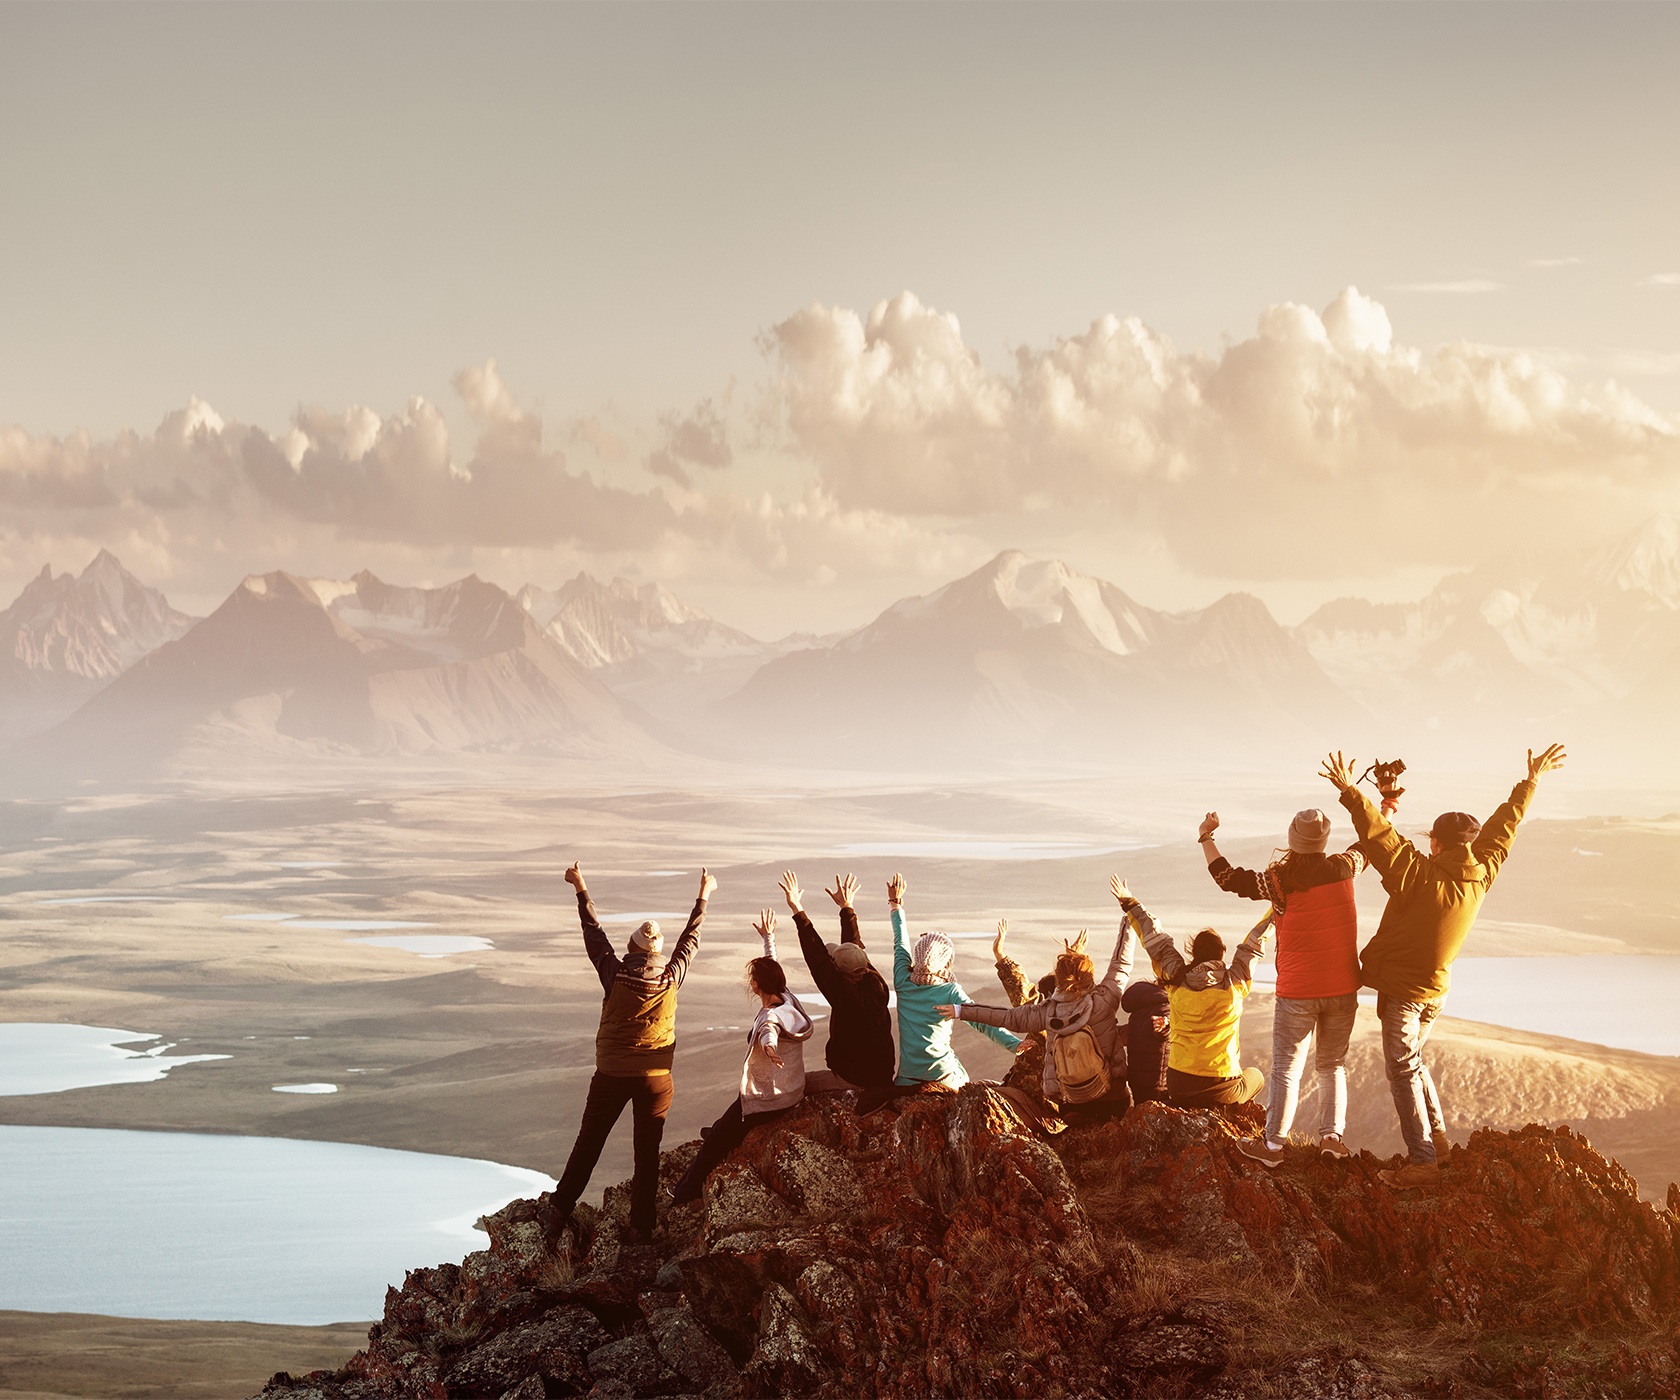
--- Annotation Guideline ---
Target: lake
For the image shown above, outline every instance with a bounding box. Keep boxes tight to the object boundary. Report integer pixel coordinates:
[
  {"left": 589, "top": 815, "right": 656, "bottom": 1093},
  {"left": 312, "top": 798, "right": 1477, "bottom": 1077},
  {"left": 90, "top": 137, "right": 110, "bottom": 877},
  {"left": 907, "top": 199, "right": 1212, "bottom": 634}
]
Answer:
[{"left": 0, "top": 1126, "right": 547, "bottom": 1325}]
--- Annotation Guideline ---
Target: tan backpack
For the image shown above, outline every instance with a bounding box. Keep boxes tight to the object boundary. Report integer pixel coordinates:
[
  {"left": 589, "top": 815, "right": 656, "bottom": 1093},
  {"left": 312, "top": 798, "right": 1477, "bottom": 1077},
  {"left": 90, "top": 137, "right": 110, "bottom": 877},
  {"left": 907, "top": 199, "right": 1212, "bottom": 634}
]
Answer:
[{"left": 1050, "top": 1020, "right": 1112, "bottom": 1104}]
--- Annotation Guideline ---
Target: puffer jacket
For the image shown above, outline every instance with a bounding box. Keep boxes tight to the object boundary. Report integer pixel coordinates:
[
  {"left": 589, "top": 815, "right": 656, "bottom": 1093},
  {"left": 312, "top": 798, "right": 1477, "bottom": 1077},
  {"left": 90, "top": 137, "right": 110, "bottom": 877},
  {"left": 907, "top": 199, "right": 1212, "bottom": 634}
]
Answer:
[
  {"left": 1123, "top": 895, "right": 1272, "bottom": 1080},
  {"left": 956, "top": 924, "right": 1136, "bottom": 1104}
]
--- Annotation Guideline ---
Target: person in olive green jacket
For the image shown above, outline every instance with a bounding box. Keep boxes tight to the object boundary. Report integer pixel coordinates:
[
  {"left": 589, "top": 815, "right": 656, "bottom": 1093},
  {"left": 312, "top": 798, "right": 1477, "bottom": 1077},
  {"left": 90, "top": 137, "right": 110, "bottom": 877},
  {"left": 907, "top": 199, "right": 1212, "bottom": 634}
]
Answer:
[
  {"left": 1319, "top": 744, "right": 1566, "bottom": 1190},
  {"left": 538, "top": 862, "right": 714, "bottom": 1244}
]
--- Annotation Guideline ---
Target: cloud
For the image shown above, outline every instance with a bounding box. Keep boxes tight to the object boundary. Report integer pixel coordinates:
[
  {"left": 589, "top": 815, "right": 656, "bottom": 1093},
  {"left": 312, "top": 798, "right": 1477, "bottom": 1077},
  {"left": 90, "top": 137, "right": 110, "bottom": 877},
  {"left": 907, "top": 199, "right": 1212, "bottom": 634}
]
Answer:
[
  {"left": 645, "top": 396, "right": 734, "bottom": 487},
  {"left": 1527, "top": 257, "right": 1584, "bottom": 269},
  {"left": 763, "top": 287, "right": 1680, "bottom": 577},
  {"left": 1644, "top": 273, "right": 1680, "bottom": 288},
  {"left": 1391, "top": 279, "right": 1504, "bottom": 294}
]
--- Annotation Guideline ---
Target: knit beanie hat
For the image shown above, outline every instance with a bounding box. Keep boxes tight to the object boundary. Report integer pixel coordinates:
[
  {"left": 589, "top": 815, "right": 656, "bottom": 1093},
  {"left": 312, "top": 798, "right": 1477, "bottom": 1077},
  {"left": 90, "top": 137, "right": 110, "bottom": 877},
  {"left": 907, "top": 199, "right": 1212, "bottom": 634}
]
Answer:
[
  {"left": 1288, "top": 808, "right": 1332, "bottom": 854},
  {"left": 828, "top": 942, "right": 872, "bottom": 976},
  {"left": 1430, "top": 812, "right": 1482, "bottom": 846},
  {"left": 628, "top": 920, "right": 662, "bottom": 954},
  {"left": 910, "top": 931, "right": 955, "bottom": 986}
]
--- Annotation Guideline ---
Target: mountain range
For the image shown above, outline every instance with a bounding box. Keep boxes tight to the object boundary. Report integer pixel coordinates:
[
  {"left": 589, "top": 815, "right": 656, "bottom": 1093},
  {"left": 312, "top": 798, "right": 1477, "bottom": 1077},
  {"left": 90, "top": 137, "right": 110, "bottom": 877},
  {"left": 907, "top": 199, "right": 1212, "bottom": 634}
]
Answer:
[{"left": 4, "top": 514, "right": 1674, "bottom": 776}]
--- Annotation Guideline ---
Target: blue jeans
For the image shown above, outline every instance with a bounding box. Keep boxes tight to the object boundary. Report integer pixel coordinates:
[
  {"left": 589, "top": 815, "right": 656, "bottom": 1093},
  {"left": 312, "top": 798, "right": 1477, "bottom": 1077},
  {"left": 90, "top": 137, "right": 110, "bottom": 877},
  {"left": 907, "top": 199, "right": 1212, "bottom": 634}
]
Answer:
[
  {"left": 1377, "top": 993, "right": 1446, "bottom": 1164},
  {"left": 1266, "top": 993, "right": 1358, "bottom": 1144}
]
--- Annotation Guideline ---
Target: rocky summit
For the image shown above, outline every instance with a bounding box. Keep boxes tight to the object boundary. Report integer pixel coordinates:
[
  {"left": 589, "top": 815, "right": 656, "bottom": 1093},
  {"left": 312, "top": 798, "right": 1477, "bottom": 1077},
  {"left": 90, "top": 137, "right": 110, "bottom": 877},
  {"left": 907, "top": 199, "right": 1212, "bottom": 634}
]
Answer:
[{"left": 257, "top": 1088, "right": 1680, "bottom": 1400}]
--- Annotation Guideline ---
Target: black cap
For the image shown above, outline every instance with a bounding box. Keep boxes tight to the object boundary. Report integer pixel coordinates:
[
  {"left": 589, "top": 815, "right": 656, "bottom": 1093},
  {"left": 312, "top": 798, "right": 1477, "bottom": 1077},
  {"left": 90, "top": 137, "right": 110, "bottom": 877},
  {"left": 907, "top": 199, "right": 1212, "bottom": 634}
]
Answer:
[{"left": 1430, "top": 811, "right": 1482, "bottom": 845}]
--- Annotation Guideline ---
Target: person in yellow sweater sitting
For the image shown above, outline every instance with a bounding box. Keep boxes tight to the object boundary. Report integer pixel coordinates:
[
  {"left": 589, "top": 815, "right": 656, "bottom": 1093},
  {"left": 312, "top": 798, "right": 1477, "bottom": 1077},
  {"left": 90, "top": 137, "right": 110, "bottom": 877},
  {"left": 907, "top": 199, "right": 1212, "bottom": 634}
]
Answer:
[{"left": 1111, "top": 875, "right": 1273, "bottom": 1108}]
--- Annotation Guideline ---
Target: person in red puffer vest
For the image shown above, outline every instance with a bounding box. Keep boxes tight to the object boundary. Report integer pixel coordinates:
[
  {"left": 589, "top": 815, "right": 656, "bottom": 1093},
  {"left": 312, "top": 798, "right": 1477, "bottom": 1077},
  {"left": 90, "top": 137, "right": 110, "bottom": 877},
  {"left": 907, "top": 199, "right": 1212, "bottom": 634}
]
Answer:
[{"left": 1198, "top": 801, "right": 1387, "bottom": 1168}]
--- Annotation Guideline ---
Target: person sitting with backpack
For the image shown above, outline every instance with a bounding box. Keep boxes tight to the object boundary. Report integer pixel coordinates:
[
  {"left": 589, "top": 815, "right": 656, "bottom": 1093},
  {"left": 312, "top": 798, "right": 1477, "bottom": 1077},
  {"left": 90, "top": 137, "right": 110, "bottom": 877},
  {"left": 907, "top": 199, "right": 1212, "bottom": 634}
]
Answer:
[
  {"left": 936, "top": 914, "right": 1137, "bottom": 1124},
  {"left": 1115, "top": 875, "right": 1272, "bottom": 1107}
]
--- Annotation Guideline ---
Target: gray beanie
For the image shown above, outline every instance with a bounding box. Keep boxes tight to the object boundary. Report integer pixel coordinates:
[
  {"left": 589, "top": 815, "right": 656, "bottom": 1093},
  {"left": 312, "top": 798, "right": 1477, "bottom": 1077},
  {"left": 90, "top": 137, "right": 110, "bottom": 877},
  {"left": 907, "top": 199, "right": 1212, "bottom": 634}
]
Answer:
[{"left": 1288, "top": 809, "right": 1332, "bottom": 854}]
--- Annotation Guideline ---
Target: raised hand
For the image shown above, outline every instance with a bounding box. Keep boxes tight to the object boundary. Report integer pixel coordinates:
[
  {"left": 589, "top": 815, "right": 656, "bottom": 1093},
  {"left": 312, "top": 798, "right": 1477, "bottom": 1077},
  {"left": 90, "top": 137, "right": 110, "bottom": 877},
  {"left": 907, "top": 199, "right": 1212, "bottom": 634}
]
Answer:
[
  {"left": 1319, "top": 751, "right": 1357, "bottom": 792},
  {"left": 1198, "top": 811, "right": 1220, "bottom": 842},
  {"left": 1527, "top": 743, "right": 1567, "bottom": 781},
  {"left": 698, "top": 867, "right": 717, "bottom": 901},
  {"left": 992, "top": 918, "right": 1008, "bottom": 960},
  {"left": 779, "top": 870, "right": 803, "bottom": 913},
  {"left": 1065, "top": 928, "right": 1089, "bottom": 955},
  {"left": 934, "top": 1004, "right": 959, "bottom": 1021},
  {"left": 564, "top": 861, "right": 586, "bottom": 893},
  {"left": 887, "top": 872, "right": 907, "bottom": 907},
  {"left": 1110, "top": 874, "right": 1133, "bottom": 904},
  {"left": 825, "top": 873, "right": 858, "bottom": 909},
  {"left": 752, "top": 908, "right": 777, "bottom": 940}
]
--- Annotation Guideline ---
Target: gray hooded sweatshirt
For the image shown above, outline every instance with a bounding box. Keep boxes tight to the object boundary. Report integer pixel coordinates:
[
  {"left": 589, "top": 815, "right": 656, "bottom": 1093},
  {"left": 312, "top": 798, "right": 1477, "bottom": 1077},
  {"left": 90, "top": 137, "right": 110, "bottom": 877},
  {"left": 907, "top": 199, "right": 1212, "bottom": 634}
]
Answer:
[{"left": 741, "top": 927, "right": 816, "bottom": 1116}]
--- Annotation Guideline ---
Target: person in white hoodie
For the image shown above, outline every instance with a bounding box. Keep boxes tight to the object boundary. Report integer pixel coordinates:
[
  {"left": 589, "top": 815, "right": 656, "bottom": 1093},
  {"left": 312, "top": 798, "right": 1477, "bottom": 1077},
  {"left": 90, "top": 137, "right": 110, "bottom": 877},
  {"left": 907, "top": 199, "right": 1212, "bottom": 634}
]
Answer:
[{"left": 670, "top": 908, "right": 814, "bottom": 1204}]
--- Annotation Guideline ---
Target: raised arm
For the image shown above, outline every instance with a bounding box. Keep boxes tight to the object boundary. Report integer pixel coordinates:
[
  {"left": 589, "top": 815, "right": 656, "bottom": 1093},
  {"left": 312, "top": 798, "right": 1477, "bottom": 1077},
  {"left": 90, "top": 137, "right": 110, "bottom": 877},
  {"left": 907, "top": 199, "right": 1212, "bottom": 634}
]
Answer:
[
  {"left": 1228, "top": 907, "right": 1275, "bottom": 987},
  {"left": 663, "top": 867, "right": 714, "bottom": 989},
  {"left": 1113, "top": 875, "right": 1183, "bottom": 985},
  {"left": 1322, "top": 751, "right": 1424, "bottom": 894},
  {"left": 1474, "top": 745, "right": 1562, "bottom": 879},
  {"left": 566, "top": 861, "right": 620, "bottom": 993},
  {"left": 889, "top": 873, "right": 912, "bottom": 992},
  {"left": 1098, "top": 918, "right": 1135, "bottom": 993},
  {"left": 992, "top": 919, "right": 1037, "bottom": 1006},
  {"left": 826, "top": 874, "right": 865, "bottom": 948},
  {"left": 753, "top": 908, "right": 777, "bottom": 960}
]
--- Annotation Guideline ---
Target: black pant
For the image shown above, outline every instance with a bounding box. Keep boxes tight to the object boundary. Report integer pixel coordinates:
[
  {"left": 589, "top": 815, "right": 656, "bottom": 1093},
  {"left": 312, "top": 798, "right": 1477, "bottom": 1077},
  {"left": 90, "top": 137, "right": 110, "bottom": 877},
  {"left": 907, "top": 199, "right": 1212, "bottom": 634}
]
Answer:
[
  {"left": 1166, "top": 1065, "right": 1265, "bottom": 1107},
  {"left": 553, "top": 1070, "right": 673, "bottom": 1236},
  {"left": 671, "top": 1098, "right": 793, "bottom": 1204}
]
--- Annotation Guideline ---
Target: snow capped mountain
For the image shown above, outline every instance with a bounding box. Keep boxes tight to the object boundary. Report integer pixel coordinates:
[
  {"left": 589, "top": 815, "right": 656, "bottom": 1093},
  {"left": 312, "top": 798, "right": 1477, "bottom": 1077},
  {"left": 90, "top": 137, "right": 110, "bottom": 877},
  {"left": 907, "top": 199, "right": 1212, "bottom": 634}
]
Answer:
[
  {"left": 516, "top": 573, "right": 802, "bottom": 730},
  {"left": 0, "top": 551, "right": 196, "bottom": 736},
  {"left": 50, "top": 569, "right": 652, "bottom": 760},
  {"left": 1295, "top": 515, "right": 1680, "bottom": 737},
  {"left": 727, "top": 550, "right": 1350, "bottom": 762}
]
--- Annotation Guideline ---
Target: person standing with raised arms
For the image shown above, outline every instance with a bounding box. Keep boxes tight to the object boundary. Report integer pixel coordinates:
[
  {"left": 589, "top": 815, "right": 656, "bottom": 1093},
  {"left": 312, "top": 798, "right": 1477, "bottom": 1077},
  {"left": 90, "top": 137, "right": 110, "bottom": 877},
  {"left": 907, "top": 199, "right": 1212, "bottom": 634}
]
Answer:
[
  {"left": 1319, "top": 743, "right": 1566, "bottom": 1189},
  {"left": 537, "top": 862, "right": 713, "bottom": 1244}
]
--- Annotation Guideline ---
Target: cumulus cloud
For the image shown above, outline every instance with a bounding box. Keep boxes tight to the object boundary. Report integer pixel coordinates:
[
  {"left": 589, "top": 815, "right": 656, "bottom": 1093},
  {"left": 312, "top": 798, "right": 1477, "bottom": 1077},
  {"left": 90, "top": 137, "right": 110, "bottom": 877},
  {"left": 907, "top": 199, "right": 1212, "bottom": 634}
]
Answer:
[
  {"left": 763, "top": 287, "right": 1680, "bottom": 576},
  {"left": 1644, "top": 273, "right": 1680, "bottom": 288}
]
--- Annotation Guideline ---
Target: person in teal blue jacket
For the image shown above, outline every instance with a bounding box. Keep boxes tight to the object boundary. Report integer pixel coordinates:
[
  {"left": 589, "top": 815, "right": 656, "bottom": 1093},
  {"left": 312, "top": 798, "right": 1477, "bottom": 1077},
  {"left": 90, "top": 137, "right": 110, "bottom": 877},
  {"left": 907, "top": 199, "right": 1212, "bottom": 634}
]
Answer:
[{"left": 887, "top": 872, "right": 1022, "bottom": 1087}]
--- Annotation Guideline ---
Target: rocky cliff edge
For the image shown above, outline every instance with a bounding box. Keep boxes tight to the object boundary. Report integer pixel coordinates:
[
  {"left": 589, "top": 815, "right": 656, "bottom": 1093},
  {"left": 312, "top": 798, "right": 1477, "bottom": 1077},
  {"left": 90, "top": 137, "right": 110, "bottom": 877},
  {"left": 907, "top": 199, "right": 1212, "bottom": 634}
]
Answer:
[{"left": 256, "top": 1088, "right": 1680, "bottom": 1400}]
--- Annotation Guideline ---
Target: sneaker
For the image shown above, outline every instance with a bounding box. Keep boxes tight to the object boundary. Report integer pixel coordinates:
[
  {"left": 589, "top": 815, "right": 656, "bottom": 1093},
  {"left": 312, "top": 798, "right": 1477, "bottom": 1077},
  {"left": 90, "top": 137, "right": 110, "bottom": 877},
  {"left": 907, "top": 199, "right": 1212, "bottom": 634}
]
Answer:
[
  {"left": 1432, "top": 1130, "right": 1451, "bottom": 1162},
  {"left": 1378, "top": 1161, "right": 1440, "bottom": 1189},
  {"left": 1319, "top": 1133, "right": 1351, "bottom": 1161},
  {"left": 1235, "top": 1138, "right": 1287, "bottom": 1169}
]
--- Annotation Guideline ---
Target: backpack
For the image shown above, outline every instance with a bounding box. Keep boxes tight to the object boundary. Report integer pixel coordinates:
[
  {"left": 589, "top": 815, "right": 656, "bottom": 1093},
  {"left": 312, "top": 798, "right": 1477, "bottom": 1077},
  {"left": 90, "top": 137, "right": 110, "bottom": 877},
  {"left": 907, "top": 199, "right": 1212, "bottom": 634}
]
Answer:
[{"left": 1050, "top": 1022, "right": 1112, "bottom": 1104}]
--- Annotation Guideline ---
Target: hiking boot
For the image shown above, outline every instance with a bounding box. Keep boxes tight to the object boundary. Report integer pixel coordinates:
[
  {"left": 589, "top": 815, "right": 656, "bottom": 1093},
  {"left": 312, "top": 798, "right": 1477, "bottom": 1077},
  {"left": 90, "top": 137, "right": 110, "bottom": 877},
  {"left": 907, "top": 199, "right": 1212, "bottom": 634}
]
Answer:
[
  {"left": 1378, "top": 1161, "right": 1440, "bottom": 1189},
  {"left": 534, "top": 1197, "right": 574, "bottom": 1243},
  {"left": 1432, "top": 1130, "right": 1452, "bottom": 1163},
  {"left": 1319, "top": 1133, "right": 1351, "bottom": 1161},
  {"left": 1235, "top": 1138, "right": 1287, "bottom": 1169}
]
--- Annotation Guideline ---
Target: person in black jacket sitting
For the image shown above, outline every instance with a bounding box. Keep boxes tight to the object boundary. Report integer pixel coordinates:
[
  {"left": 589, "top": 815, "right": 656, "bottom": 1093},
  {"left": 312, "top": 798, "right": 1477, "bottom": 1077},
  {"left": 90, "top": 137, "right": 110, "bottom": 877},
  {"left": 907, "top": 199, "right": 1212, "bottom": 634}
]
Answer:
[
  {"left": 1121, "top": 980, "right": 1170, "bottom": 1105},
  {"left": 779, "top": 870, "right": 895, "bottom": 1095}
]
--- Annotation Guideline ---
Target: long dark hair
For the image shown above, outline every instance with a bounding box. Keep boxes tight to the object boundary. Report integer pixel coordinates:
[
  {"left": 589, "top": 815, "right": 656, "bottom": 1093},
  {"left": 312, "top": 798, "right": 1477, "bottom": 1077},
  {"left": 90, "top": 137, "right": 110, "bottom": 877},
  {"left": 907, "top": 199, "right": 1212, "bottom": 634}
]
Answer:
[
  {"left": 1188, "top": 928, "right": 1226, "bottom": 966},
  {"left": 747, "top": 956, "right": 787, "bottom": 997}
]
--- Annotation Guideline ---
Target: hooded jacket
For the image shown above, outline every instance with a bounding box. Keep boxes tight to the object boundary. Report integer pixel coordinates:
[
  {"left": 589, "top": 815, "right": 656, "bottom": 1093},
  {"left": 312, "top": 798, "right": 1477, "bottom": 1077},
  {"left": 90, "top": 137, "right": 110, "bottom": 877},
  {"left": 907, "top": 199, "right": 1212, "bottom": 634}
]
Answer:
[
  {"left": 1124, "top": 895, "right": 1272, "bottom": 1080},
  {"left": 740, "top": 991, "right": 816, "bottom": 1115},
  {"left": 1341, "top": 779, "right": 1536, "bottom": 1003},
  {"left": 891, "top": 907, "right": 1021, "bottom": 1086},
  {"left": 954, "top": 925, "right": 1136, "bottom": 1104},
  {"left": 792, "top": 908, "right": 895, "bottom": 1087},
  {"left": 577, "top": 890, "right": 705, "bottom": 1074}
]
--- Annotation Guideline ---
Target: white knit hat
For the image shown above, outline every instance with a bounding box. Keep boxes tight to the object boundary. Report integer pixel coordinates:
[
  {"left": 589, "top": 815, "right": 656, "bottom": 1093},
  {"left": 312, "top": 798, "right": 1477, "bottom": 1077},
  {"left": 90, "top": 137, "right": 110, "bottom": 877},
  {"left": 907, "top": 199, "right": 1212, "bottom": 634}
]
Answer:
[
  {"left": 910, "top": 931, "right": 955, "bottom": 986},
  {"left": 629, "top": 920, "right": 662, "bottom": 953}
]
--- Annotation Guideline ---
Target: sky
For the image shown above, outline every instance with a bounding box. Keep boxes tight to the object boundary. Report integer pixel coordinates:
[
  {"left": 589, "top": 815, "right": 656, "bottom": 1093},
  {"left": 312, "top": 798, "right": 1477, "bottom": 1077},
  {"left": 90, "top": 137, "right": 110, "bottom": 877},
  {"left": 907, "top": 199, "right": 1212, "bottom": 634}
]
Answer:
[{"left": 1, "top": 2, "right": 1677, "bottom": 633}]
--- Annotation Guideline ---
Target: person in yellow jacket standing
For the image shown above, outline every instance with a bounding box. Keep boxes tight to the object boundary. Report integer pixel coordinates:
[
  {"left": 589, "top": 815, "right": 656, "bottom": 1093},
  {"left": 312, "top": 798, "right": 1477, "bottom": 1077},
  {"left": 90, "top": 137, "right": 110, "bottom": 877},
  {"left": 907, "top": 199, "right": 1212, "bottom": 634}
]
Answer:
[
  {"left": 1319, "top": 743, "right": 1566, "bottom": 1190},
  {"left": 1113, "top": 875, "right": 1274, "bottom": 1107}
]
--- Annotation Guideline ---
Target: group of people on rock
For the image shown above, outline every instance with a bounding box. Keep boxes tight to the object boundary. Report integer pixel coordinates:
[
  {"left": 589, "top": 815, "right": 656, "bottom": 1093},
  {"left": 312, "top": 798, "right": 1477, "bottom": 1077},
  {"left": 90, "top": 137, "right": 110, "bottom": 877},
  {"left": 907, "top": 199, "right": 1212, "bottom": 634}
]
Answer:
[{"left": 536, "top": 743, "right": 1567, "bottom": 1243}]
